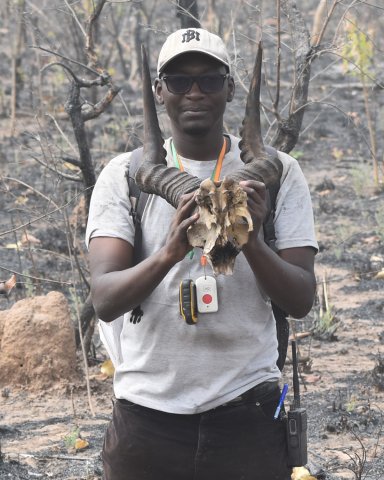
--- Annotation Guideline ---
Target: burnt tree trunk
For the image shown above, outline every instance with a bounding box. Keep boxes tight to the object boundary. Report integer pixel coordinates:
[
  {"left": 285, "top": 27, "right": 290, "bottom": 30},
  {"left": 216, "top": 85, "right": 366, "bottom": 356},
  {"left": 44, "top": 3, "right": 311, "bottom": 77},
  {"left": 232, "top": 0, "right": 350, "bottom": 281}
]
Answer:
[
  {"left": 64, "top": 81, "right": 96, "bottom": 211},
  {"left": 176, "top": 0, "right": 200, "bottom": 29}
]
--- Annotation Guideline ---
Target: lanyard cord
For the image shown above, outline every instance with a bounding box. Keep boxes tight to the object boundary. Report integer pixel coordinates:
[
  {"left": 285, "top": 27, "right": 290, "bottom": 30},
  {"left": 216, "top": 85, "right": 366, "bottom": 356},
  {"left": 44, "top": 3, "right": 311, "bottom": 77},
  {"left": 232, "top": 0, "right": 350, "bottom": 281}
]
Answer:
[{"left": 171, "top": 137, "right": 227, "bottom": 182}]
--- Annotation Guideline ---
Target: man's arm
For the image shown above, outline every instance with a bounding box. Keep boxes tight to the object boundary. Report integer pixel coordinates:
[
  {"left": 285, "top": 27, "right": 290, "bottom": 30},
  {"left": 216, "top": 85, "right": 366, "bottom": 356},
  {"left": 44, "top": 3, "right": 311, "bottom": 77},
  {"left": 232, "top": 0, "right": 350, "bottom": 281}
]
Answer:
[
  {"left": 243, "top": 242, "right": 316, "bottom": 318},
  {"left": 240, "top": 180, "right": 317, "bottom": 319},
  {"left": 88, "top": 193, "right": 198, "bottom": 322}
]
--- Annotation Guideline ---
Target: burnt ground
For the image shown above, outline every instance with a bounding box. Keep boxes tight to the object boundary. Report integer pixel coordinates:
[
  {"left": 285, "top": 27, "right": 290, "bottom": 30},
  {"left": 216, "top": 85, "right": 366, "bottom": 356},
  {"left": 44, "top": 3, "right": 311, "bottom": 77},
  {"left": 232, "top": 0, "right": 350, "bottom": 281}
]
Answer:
[{"left": 1, "top": 1, "right": 384, "bottom": 479}]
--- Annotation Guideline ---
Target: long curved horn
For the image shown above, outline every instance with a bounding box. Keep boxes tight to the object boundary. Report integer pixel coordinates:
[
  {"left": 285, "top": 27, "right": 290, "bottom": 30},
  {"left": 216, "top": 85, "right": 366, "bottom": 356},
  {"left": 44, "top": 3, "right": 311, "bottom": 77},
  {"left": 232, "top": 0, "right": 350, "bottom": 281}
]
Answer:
[
  {"left": 136, "top": 42, "right": 283, "bottom": 210},
  {"left": 135, "top": 45, "right": 201, "bottom": 208},
  {"left": 229, "top": 42, "right": 282, "bottom": 186}
]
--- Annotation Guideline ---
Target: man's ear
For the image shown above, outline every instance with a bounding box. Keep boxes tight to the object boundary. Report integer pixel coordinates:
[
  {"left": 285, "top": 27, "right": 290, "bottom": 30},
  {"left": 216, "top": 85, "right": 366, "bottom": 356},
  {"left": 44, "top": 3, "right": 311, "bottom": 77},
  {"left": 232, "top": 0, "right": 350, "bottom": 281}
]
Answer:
[
  {"left": 154, "top": 78, "right": 164, "bottom": 105},
  {"left": 226, "top": 76, "right": 235, "bottom": 103}
]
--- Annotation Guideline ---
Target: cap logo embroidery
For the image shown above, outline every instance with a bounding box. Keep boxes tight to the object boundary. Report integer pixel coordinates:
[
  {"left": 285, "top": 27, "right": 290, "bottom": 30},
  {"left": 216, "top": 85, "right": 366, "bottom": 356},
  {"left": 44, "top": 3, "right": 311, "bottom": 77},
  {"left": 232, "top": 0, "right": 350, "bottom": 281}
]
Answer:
[{"left": 182, "top": 29, "right": 200, "bottom": 43}]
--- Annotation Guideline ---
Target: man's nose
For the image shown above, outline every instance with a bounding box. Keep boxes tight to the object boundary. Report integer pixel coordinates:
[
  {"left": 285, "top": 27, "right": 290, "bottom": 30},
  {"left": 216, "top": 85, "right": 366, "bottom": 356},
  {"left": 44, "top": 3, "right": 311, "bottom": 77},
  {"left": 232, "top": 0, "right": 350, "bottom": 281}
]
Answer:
[{"left": 187, "top": 79, "right": 204, "bottom": 95}]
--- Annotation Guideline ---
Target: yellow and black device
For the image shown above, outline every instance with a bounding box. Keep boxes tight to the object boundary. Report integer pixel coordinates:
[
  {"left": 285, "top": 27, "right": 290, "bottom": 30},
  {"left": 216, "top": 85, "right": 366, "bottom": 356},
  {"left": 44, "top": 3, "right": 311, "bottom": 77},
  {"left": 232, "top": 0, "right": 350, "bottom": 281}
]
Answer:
[{"left": 179, "top": 279, "right": 198, "bottom": 325}]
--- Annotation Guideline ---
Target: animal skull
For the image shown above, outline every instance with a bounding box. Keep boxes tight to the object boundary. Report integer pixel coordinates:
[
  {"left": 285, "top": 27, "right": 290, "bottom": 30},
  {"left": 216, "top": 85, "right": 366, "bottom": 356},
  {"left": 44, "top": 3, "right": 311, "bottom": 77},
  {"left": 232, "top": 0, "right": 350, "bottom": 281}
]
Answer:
[{"left": 187, "top": 178, "right": 253, "bottom": 275}]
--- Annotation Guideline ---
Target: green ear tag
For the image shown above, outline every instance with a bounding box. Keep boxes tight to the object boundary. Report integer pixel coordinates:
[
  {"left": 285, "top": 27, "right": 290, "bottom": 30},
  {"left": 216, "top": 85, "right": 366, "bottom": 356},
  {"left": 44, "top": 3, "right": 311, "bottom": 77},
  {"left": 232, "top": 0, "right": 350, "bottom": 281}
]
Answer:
[{"left": 187, "top": 249, "right": 195, "bottom": 260}]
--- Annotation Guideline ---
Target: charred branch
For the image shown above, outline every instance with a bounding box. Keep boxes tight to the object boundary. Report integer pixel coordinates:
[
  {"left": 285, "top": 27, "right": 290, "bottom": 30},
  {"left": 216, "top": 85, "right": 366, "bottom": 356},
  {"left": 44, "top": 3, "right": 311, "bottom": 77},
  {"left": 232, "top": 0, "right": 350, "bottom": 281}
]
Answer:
[
  {"left": 62, "top": 156, "right": 81, "bottom": 168},
  {"left": 41, "top": 61, "right": 107, "bottom": 88},
  {"left": 28, "top": 152, "right": 82, "bottom": 182},
  {"left": 81, "top": 84, "right": 120, "bottom": 121},
  {"left": 85, "top": 0, "right": 107, "bottom": 73},
  {"left": 32, "top": 46, "right": 101, "bottom": 77}
]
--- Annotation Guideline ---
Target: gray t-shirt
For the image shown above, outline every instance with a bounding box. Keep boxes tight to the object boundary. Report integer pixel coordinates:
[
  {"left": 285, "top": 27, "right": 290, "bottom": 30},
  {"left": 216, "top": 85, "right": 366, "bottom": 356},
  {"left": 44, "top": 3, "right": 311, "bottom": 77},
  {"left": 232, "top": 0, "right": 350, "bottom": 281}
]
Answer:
[{"left": 86, "top": 134, "right": 318, "bottom": 414}]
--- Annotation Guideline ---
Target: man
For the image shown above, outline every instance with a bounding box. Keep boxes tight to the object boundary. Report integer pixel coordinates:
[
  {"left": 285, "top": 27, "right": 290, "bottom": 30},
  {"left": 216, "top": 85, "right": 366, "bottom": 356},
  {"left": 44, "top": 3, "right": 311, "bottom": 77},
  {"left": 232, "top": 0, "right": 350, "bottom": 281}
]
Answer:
[{"left": 86, "top": 28, "right": 318, "bottom": 480}]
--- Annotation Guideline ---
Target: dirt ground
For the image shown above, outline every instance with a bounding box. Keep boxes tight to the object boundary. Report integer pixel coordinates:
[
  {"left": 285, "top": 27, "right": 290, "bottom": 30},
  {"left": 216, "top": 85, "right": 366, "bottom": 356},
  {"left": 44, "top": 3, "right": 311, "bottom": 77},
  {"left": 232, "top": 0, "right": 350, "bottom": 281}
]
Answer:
[{"left": 1, "top": 1, "right": 384, "bottom": 479}]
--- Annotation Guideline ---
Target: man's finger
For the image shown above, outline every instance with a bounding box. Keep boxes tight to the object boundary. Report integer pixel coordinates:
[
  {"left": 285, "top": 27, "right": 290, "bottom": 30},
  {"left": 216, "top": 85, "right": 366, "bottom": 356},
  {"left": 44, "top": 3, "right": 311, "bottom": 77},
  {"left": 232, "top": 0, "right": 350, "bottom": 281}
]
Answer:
[{"left": 240, "top": 181, "right": 266, "bottom": 197}]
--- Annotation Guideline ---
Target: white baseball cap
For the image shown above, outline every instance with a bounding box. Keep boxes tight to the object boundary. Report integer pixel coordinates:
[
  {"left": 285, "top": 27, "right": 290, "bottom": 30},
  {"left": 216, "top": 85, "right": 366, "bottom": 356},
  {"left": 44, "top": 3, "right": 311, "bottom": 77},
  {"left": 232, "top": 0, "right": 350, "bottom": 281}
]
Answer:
[{"left": 157, "top": 28, "right": 231, "bottom": 75}]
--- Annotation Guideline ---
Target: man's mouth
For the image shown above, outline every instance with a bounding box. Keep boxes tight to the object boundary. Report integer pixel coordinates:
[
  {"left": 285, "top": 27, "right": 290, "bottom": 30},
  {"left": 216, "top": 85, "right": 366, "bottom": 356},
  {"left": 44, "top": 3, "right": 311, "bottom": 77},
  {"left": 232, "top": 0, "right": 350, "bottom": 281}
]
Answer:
[{"left": 182, "top": 105, "right": 208, "bottom": 113}]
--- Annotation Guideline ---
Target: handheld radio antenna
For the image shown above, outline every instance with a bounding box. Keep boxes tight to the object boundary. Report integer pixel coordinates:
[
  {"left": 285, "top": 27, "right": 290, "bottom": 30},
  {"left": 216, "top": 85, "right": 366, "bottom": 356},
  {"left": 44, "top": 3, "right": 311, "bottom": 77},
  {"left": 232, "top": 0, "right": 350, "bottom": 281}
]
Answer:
[{"left": 291, "top": 340, "right": 301, "bottom": 409}]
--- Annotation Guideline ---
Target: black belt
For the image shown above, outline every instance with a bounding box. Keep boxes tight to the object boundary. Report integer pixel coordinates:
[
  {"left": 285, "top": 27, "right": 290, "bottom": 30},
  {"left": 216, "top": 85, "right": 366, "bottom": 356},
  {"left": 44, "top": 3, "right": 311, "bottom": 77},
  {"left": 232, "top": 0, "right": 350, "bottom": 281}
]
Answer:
[{"left": 219, "top": 381, "right": 279, "bottom": 408}]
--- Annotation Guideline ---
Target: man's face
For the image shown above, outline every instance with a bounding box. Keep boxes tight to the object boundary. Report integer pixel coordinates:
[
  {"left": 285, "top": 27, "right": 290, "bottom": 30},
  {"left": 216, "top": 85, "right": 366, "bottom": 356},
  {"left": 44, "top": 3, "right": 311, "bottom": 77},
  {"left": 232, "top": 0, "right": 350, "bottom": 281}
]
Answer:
[{"left": 155, "top": 52, "right": 234, "bottom": 136}]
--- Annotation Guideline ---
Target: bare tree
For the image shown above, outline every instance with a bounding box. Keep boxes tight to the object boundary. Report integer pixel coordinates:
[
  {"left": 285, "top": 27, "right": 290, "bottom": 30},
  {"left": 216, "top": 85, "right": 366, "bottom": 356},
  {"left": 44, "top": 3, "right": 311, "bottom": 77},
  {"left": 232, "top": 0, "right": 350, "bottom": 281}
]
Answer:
[
  {"left": 41, "top": 0, "right": 120, "bottom": 210},
  {"left": 31, "top": 0, "right": 122, "bottom": 353}
]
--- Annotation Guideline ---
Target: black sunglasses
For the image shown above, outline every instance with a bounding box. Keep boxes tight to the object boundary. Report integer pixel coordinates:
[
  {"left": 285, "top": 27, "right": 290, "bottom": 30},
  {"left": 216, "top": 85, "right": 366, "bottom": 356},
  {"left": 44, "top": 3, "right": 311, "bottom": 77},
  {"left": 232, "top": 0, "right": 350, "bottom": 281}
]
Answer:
[{"left": 160, "top": 73, "right": 230, "bottom": 95}]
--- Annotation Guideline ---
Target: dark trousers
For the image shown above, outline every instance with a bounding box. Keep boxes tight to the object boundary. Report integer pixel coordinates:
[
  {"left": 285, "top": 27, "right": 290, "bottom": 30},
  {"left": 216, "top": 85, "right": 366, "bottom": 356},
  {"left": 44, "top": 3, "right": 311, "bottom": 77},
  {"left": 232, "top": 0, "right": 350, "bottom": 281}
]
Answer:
[{"left": 102, "top": 383, "right": 292, "bottom": 480}]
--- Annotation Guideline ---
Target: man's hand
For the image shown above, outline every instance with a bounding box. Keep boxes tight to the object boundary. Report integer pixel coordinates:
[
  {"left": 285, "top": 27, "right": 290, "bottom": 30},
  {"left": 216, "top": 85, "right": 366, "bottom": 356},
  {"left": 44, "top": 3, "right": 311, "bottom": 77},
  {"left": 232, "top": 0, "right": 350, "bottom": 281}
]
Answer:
[
  {"left": 163, "top": 192, "right": 199, "bottom": 263},
  {"left": 239, "top": 180, "right": 267, "bottom": 241}
]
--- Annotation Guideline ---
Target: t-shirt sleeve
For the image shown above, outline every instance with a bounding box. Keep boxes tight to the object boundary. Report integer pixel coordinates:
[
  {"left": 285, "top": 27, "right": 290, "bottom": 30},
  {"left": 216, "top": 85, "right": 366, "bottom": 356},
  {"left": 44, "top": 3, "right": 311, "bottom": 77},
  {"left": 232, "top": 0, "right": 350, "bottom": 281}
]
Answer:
[
  {"left": 274, "top": 152, "right": 318, "bottom": 252},
  {"left": 85, "top": 153, "right": 135, "bottom": 249}
]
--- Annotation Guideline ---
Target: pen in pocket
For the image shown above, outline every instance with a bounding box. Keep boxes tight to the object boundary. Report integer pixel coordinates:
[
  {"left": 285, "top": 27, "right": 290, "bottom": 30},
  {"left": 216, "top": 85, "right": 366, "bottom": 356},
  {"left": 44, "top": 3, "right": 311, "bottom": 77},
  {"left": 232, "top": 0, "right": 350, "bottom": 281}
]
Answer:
[{"left": 273, "top": 383, "right": 288, "bottom": 420}]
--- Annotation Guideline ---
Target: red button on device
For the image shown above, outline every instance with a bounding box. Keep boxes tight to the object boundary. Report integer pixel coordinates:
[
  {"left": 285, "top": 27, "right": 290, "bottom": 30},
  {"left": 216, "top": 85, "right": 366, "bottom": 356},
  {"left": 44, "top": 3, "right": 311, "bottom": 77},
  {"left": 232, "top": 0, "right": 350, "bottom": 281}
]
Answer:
[{"left": 202, "top": 294, "right": 212, "bottom": 304}]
